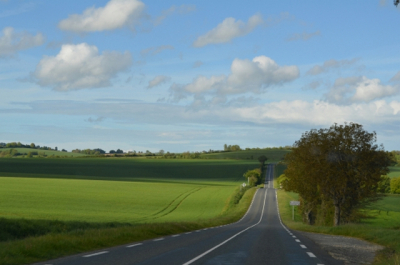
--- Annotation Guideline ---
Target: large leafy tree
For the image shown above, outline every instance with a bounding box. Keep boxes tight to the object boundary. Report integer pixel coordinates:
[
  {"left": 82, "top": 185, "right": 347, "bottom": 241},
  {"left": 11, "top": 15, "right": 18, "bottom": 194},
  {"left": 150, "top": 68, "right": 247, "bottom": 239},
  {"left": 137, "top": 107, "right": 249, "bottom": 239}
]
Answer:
[{"left": 284, "top": 123, "right": 393, "bottom": 226}]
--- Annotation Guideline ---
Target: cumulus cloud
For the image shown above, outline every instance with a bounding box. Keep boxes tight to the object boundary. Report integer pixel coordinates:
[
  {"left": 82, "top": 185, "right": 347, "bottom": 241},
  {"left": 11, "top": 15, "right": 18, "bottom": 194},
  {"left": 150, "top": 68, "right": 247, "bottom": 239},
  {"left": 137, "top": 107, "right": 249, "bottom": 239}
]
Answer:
[
  {"left": 193, "top": 14, "right": 263, "bottom": 47},
  {"left": 154, "top": 4, "right": 195, "bottom": 25},
  {"left": 58, "top": 0, "right": 145, "bottom": 32},
  {"left": 324, "top": 76, "right": 399, "bottom": 104},
  {"left": 147, "top": 75, "right": 171, "bottom": 88},
  {"left": 140, "top": 45, "right": 174, "bottom": 56},
  {"left": 0, "top": 27, "right": 44, "bottom": 57},
  {"left": 32, "top": 43, "right": 132, "bottom": 91},
  {"left": 286, "top": 30, "right": 320, "bottom": 41},
  {"left": 169, "top": 56, "right": 299, "bottom": 101},
  {"left": 307, "top": 58, "right": 359, "bottom": 75}
]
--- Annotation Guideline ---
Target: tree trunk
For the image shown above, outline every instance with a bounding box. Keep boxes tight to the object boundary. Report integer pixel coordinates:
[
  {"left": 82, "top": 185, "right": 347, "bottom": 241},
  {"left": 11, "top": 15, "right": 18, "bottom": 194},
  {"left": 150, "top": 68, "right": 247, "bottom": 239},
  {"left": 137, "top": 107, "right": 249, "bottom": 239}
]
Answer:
[{"left": 334, "top": 204, "right": 341, "bottom": 226}]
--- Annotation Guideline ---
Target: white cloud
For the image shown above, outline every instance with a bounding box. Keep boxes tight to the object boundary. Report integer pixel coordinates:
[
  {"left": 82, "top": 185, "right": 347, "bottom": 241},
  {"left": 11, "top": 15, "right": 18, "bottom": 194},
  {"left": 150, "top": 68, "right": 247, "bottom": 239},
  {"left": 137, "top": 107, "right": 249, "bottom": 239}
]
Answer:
[
  {"left": 58, "top": 0, "right": 145, "bottom": 32},
  {"left": 154, "top": 5, "right": 195, "bottom": 26},
  {"left": 307, "top": 58, "right": 359, "bottom": 75},
  {"left": 0, "top": 27, "right": 44, "bottom": 57},
  {"left": 226, "top": 99, "right": 400, "bottom": 126},
  {"left": 286, "top": 30, "right": 320, "bottom": 41},
  {"left": 33, "top": 43, "right": 132, "bottom": 91},
  {"left": 147, "top": 75, "right": 171, "bottom": 88},
  {"left": 170, "top": 56, "right": 298, "bottom": 101},
  {"left": 140, "top": 45, "right": 174, "bottom": 56},
  {"left": 324, "top": 76, "right": 399, "bottom": 104},
  {"left": 193, "top": 14, "right": 263, "bottom": 47}
]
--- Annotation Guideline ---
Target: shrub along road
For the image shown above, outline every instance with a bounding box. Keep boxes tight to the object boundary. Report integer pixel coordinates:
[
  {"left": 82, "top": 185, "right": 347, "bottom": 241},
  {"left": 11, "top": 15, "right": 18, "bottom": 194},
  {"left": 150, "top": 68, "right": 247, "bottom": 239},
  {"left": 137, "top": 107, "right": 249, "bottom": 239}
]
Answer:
[{"left": 32, "top": 165, "right": 339, "bottom": 265}]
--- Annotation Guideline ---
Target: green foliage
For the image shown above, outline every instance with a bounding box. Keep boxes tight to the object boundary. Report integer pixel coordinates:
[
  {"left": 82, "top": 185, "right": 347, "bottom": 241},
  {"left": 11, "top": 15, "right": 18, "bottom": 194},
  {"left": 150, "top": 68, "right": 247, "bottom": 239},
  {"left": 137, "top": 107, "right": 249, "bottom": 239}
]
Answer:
[
  {"left": 276, "top": 174, "right": 287, "bottom": 187},
  {"left": 378, "top": 176, "right": 391, "bottom": 193},
  {"left": 0, "top": 149, "right": 19, "bottom": 158},
  {"left": 223, "top": 144, "right": 241, "bottom": 151},
  {"left": 391, "top": 177, "right": 400, "bottom": 194},
  {"left": 284, "top": 123, "right": 393, "bottom": 226},
  {"left": 243, "top": 168, "right": 261, "bottom": 186}
]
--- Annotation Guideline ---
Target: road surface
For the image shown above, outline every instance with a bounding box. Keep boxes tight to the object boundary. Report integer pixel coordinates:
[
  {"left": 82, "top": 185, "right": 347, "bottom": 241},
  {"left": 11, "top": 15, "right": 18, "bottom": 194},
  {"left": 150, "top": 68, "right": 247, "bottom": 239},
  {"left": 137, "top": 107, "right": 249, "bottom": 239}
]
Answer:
[{"left": 34, "top": 165, "right": 341, "bottom": 265}]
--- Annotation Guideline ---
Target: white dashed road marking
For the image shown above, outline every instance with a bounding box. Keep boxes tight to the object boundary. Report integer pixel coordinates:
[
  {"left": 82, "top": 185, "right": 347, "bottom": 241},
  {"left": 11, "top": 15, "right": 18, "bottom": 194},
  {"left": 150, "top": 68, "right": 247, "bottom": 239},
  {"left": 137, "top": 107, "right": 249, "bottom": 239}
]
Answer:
[
  {"left": 127, "top": 243, "right": 143, "bottom": 248},
  {"left": 83, "top": 251, "right": 109, "bottom": 258},
  {"left": 153, "top": 238, "right": 164, "bottom": 241},
  {"left": 300, "top": 244, "right": 307, "bottom": 248},
  {"left": 307, "top": 252, "right": 316, "bottom": 258}
]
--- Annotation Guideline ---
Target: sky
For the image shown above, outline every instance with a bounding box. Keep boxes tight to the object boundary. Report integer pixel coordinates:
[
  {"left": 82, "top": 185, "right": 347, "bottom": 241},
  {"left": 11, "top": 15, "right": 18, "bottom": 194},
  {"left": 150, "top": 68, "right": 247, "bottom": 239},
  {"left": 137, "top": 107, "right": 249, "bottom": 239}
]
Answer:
[{"left": 1, "top": 0, "right": 400, "bottom": 153}]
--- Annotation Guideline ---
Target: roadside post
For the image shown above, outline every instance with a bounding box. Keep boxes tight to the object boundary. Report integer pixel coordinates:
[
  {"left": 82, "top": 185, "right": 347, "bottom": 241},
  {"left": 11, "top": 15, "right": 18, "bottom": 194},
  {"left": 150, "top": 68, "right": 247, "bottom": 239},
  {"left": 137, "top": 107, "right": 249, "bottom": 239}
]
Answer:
[{"left": 290, "top": 201, "right": 300, "bottom": 220}]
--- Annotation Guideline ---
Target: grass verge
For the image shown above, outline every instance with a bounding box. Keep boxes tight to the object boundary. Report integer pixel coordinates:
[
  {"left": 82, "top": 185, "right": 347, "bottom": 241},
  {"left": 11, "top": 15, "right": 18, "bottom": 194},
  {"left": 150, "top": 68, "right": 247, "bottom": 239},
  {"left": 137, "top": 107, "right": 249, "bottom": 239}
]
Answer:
[
  {"left": 0, "top": 187, "right": 257, "bottom": 265},
  {"left": 276, "top": 180, "right": 400, "bottom": 265}
]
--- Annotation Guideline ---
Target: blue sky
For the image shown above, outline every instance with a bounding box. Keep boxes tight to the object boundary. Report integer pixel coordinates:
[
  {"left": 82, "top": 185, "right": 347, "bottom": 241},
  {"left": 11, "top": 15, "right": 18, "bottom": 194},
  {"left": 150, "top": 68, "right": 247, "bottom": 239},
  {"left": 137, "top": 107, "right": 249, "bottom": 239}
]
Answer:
[{"left": 1, "top": 0, "right": 400, "bottom": 153}]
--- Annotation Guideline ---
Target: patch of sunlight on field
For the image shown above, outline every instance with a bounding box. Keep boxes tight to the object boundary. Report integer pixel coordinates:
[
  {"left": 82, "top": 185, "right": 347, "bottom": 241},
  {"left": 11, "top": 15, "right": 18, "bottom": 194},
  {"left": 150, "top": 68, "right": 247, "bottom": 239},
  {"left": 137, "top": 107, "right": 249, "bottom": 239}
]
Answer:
[{"left": 0, "top": 177, "right": 238, "bottom": 223}]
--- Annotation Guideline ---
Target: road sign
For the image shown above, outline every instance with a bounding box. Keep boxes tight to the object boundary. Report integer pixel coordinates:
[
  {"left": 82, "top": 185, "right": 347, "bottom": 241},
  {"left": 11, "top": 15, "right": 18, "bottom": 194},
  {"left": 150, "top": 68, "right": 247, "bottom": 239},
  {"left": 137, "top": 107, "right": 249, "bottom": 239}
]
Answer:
[{"left": 290, "top": 201, "right": 300, "bottom": 220}]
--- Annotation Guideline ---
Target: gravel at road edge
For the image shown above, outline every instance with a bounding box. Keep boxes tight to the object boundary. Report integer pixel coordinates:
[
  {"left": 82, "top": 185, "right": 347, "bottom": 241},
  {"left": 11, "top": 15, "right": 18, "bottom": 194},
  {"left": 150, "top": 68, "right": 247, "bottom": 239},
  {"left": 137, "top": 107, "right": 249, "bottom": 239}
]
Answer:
[{"left": 297, "top": 231, "right": 384, "bottom": 265}]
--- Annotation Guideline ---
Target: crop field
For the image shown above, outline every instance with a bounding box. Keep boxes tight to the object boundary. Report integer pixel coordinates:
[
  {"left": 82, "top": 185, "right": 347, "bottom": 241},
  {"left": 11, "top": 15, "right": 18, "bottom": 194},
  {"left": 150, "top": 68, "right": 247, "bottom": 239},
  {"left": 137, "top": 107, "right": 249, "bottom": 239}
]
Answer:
[
  {"left": 0, "top": 158, "right": 261, "bottom": 264},
  {"left": 0, "top": 158, "right": 260, "bottom": 223},
  {"left": 201, "top": 149, "right": 290, "bottom": 162},
  {"left": 0, "top": 177, "right": 239, "bottom": 223}
]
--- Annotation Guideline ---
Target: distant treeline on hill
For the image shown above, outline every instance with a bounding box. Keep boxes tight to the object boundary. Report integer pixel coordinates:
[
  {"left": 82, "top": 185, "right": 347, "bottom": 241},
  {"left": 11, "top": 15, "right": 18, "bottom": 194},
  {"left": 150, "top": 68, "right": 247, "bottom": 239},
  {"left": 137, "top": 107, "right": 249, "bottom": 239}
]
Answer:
[
  {"left": 72, "top": 148, "right": 106, "bottom": 155},
  {"left": 223, "top": 144, "right": 292, "bottom": 152},
  {"left": 0, "top": 142, "right": 65, "bottom": 151}
]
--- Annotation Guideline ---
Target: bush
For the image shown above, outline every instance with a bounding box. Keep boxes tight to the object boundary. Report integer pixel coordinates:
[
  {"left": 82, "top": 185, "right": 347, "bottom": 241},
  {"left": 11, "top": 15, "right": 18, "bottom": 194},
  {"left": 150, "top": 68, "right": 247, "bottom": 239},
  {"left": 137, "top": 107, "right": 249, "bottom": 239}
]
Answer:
[
  {"left": 378, "top": 176, "right": 391, "bottom": 193},
  {"left": 391, "top": 177, "right": 400, "bottom": 194}
]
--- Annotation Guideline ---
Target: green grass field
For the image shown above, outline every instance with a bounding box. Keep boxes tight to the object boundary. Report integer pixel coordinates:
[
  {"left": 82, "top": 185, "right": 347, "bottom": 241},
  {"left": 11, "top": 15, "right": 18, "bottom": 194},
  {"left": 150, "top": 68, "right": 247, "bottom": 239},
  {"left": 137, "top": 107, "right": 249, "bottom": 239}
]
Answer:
[
  {"left": 0, "top": 158, "right": 261, "bottom": 264},
  {"left": 0, "top": 148, "right": 86, "bottom": 157},
  {"left": 0, "top": 177, "right": 239, "bottom": 223},
  {"left": 388, "top": 166, "right": 400, "bottom": 179}
]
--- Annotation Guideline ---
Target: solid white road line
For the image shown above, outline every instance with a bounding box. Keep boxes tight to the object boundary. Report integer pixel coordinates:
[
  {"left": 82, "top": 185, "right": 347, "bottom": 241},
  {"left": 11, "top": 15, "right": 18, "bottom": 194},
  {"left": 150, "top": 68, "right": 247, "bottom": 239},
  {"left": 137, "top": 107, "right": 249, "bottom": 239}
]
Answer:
[
  {"left": 182, "top": 187, "right": 269, "bottom": 265},
  {"left": 83, "top": 251, "right": 109, "bottom": 258},
  {"left": 127, "top": 243, "right": 143, "bottom": 248},
  {"left": 307, "top": 252, "right": 316, "bottom": 258}
]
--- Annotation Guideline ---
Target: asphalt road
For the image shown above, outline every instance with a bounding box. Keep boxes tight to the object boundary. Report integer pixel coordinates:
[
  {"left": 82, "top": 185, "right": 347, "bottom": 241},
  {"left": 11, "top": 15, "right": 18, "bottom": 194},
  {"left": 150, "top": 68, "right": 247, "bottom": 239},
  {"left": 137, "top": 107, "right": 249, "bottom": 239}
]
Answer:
[{"left": 34, "top": 165, "right": 342, "bottom": 265}]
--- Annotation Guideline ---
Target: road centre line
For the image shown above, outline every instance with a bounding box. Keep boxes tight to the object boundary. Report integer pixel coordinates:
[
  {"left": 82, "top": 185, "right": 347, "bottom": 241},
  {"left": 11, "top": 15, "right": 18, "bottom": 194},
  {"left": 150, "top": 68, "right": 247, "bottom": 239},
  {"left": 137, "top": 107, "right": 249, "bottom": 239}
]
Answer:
[
  {"left": 182, "top": 187, "right": 268, "bottom": 265},
  {"left": 127, "top": 243, "right": 143, "bottom": 248},
  {"left": 83, "top": 251, "right": 109, "bottom": 258}
]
